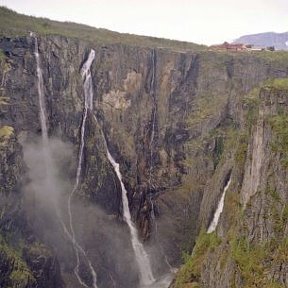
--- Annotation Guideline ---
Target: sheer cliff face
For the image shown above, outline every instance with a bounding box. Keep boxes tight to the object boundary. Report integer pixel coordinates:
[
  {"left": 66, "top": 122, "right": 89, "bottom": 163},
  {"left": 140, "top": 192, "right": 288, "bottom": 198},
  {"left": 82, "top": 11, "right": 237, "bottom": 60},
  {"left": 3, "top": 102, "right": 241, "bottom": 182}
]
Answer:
[
  {"left": 1, "top": 35, "right": 288, "bottom": 288},
  {"left": 172, "top": 83, "right": 288, "bottom": 287}
]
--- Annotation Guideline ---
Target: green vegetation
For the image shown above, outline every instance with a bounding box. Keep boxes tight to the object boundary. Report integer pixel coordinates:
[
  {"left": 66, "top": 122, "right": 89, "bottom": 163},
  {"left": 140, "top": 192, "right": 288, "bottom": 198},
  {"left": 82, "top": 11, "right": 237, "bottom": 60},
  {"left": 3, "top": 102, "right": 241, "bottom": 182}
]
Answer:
[
  {"left": 234, "top": 132, "right": 248, "bottom": 168},
  {"left": 230, "top": 236, "right": 286, "bottom": 288},
  {"left": 242, "top": 87, "right": 260, "bottom": 130},
  {"left": 0, "top": 48, "right": 11, "bottom": 73},
  {"left": 0, "top": 125, "right": 14, "bottom": 139},
  {"left": 174, "top": 231, "right": 221, "bottom": 288},
  {"left": 0, "top": 235, "right": 35, "bottom": 287},
  {"left": 269, "top": 113, "right": 288, "bottom": 168},
  {"left": 186, "top": 92, "right": 229, "bottom": 126},
  {"left": 264, "top": 78, "right": 288, "bottom": 90},
  {"left": 173, "top": 183, "right": 288, "bottom": 288},
  {"left": 213, "top": 136, "right": 224, "bottom": 168},
  {"left": 28, "top": 241, "right": 51, "bottom": 257},
  {"left": 0, "top": 6, "right": 205, "bottom": 51},
  {"left": 253, "top": 51, "right": 288, "bottom": 67},
  {"left": 231, "top": 236, "right": 267, "bottom": 287},
  {"left": 0, "top": 48, "right": 5, "bottom": 62},
  {"left": 228, "top": 188, "right": 287, "bottom": 288}
]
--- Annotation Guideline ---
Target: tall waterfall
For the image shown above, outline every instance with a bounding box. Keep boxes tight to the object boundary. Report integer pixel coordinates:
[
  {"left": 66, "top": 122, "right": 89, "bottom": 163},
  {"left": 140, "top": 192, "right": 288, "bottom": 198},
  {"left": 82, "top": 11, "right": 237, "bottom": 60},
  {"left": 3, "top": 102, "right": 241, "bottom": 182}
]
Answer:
[
  {"left": 207, "top": 177, "right": 231, "bottom": 234},
  {"left": 106, "top": 149, "right": 155, "bottom": 286},
  {"left": 33, "top": 35, "right": 98, "bottom": 288},
  {"left": 33, "top": 35, "right": 48, "bottom": 145},
  {"left": 67, "top": 49, "right": 98, "bottom": 288},
  {"left": 32, "top": 33, "right": 56, "bottom": 194}
]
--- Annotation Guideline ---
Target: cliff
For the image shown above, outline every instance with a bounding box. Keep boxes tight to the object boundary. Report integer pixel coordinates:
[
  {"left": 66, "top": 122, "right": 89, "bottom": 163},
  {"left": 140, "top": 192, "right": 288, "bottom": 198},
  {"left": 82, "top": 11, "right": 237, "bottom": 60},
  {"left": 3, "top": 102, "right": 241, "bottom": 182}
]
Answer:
[
  {"left": 171, "top": 79, "right": 288, "bottom": 288},
  {"left": 1, "top": 7, "right": 288, "bottom": 288}
]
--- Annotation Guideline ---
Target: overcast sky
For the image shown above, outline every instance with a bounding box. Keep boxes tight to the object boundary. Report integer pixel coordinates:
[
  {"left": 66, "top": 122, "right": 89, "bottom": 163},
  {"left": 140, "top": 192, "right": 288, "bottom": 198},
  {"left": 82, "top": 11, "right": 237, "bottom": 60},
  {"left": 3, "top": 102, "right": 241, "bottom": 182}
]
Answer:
[{"left": 1, "top": 0, "right": 287, "bottom": 45}]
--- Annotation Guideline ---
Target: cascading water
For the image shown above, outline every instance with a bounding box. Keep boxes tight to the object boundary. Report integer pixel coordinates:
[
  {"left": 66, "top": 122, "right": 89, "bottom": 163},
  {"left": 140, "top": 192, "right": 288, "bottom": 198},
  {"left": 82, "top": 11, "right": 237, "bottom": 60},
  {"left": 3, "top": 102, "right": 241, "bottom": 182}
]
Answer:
[
  {"left": 105, "top": 148, "right": 155, "bottom": 286},
  {"left": 33, "top": 34, "right": 48, "bottom": 145},
  {"left": 33, "top": 34, "right": 97, "bottom": 287},
  {"left": 32, "top": 33, "right": 57, "bottom": 199},
  {"left": 207, "top": 177, "right": 231, "bottom": 233},
  {"left": 66, "top": 49, "right": 98, "bottom": 288}
]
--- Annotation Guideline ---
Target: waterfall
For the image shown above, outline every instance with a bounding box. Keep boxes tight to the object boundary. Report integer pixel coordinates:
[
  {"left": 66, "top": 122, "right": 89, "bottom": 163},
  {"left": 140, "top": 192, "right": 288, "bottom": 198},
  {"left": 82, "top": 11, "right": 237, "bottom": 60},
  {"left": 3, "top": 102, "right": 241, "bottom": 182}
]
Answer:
[
  {"left": 32, "top": 35, "right": 97, "bottom": 288},
  {"left": 105, "top": 148, "right": 155, "bottom": 286},
  {"left": 207, "top": 177, "right": 231, "bottom": 234},
  {"left": 33, "top": 34, "right": 48, "bottom": 145},
  {"left": 67, "top": 49, "right": 98, "bottom": 288},
  {"left": 32, "top": 33, "right": 57, "bottom": 196}
]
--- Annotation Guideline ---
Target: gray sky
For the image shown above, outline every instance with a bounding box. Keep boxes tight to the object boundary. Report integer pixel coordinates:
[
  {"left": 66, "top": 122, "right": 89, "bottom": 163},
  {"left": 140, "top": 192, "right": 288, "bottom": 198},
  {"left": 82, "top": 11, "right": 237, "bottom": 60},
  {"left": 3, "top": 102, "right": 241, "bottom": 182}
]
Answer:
[{"left": 1, "top": 0, "right": 287, "bottom": 45}]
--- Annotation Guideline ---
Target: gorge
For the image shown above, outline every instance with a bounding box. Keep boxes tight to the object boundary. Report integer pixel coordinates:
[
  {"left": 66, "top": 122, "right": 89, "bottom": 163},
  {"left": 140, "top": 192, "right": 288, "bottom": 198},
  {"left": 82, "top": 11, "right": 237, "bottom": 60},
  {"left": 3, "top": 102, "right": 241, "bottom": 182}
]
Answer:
[{"left": 1, "top": 6, "right": 288, "bottom": 288}]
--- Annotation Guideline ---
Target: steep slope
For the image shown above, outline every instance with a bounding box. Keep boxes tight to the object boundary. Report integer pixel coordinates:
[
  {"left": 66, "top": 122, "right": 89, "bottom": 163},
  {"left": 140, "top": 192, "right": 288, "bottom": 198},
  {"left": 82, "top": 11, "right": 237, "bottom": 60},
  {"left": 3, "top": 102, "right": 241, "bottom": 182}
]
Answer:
[
  {"left": 172, "top": 79, "right": 288, "bottom": 288},
  {"left": 0, "top": 120, "right": 63, "bottom": 287},
  {"left": 0, "top": 6, "right": 205, "bottom": 52},
  {"left": 1, "top": 9, "right": 288, "bottom": 288},
  {"left": 234, "top": 32, "right": 288, "bottom": 50}
]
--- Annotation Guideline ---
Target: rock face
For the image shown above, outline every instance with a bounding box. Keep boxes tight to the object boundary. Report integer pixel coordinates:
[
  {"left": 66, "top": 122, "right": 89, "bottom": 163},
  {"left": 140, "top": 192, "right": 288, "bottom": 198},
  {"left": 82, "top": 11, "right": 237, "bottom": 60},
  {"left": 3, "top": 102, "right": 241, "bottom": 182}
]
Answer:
[
  {"left": 1, "top": 33, "right": 288, "bottom": 288},
  {"left": 0, "top": 128, "right": 63, "bottom": 288},
  {"left": 171, "top": 80, "right": 288, "bottom": 288}
]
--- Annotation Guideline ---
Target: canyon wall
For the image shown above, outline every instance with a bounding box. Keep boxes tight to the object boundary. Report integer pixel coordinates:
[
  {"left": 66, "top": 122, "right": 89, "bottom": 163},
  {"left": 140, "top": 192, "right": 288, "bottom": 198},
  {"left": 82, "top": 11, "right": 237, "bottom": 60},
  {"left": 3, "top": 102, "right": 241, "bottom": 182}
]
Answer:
[{"left": 1, "top": 34, "right": 288, "bottom": 287}]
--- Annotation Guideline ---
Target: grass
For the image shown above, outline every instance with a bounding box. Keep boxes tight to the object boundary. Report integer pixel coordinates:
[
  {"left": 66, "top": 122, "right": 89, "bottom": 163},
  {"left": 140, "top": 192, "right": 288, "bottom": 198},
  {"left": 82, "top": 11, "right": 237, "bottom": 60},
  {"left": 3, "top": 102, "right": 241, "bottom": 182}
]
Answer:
[
  {"left": 269, "top": 113, "right": 288, "bottom": 168},
  {"left": 0, "top": 48, "right": 5, "bottom": 62},
  {"left": 0, "top": 6, "right": 206, "bottom": 52},
  {"left": 173, "top": 231, "right": 221, "bottom": 288},
  {"left": 0, "top": 235, "right": 35, "bottom": 287},
  {"left": 173, "top": 183, "right": 288, "bottom": 288},
  {"left": 0, "top": 125, "right": 14, "bottom": 139},
  {"left": 230, "top": 236, "right": 287, "bottom": 288},
  {"left": 231, "top": 236, "right": 267, "bottom": 287},
  {"left": 242, "top": 87, "right": 260, "bottom": 130},
  {"left": 186, "top": 91, "right": 229, "bottom": 127},
  {"left": 253, "top": 51, "right": 288, "bottom": 66},
  {"left": 264, "top": 78, "right": 288, "bottom": 90}
]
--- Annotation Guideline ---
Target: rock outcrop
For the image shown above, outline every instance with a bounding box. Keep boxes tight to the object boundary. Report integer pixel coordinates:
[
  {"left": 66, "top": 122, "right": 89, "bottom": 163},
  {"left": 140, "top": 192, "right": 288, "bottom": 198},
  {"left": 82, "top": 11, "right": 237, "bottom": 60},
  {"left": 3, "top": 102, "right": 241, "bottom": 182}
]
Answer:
[
  {"left": 172, "top": 79, "right": 288, "bottom": 288},
  {"left": 1, "top": 32, "right": 288, "bottom": 287}
]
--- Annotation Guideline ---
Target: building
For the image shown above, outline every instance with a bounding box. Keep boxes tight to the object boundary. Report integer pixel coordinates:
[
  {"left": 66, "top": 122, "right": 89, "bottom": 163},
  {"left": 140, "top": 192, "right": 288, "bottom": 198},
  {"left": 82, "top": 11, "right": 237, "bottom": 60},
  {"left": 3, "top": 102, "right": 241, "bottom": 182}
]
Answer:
[{"left": 210, "top": 42, "right": 247, "bottom": 51}]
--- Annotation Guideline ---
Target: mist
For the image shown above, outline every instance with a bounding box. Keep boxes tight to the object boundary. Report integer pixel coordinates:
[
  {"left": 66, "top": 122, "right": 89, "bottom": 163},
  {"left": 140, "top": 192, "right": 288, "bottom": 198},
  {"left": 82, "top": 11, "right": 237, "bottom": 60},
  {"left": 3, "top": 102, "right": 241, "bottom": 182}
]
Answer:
[{"left": 21, "top": 133, "right": 167, "bottom": 287}]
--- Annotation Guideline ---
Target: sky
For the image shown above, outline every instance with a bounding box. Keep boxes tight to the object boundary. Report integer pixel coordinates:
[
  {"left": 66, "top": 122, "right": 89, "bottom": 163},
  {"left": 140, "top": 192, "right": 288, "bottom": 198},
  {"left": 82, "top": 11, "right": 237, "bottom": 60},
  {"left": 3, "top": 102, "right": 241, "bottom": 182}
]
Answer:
[{"left": 0, "top": 0, "right": 287, "bottom": 45}]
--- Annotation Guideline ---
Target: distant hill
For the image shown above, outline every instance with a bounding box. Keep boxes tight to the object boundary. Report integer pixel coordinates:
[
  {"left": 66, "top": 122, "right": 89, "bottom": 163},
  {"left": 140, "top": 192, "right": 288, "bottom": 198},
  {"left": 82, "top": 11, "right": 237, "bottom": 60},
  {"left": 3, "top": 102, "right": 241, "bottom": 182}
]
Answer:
[
  {"left": 234, "top": 32, "right": 288, "bottom": 50},
  {"left": 0, "top": 6, "right": 205, "bottom": 52}
]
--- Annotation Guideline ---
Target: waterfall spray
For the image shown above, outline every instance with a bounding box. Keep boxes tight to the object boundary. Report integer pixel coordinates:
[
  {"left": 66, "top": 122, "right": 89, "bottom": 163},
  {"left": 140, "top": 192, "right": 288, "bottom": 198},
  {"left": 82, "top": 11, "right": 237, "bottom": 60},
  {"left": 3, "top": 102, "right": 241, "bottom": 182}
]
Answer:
[
  {"left": 32, "top": 34, "right": 97, "bottom": 288},
  {"left": 66, "top": 49, "right": 98, "bottom": 288},
  {"left": 32, "top": 33, "right": 58, "bottom": 202},
  {"left": 105, "top": 147, "right": 155, "bottom": 286},
  {"left": 33, "top": 34, "right": 48, "bottom": 144},
  {"left": 93, "top": 114, "right": 155, "bottom": 285}
]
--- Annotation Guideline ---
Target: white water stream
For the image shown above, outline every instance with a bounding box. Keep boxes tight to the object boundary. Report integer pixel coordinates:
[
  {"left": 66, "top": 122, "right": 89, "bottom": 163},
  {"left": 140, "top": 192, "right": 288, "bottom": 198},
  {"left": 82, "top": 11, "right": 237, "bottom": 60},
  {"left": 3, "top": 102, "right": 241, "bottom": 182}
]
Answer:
[
  {"left": 32, "top": 33, "right": 57, "bottom": 196},
  {"left": 33, "top": 35, "right": 48, "bottom": 144},
  {"left": 106, "top": 148, "right": 155, "bottom": 286},
  {"left": 207, "top": 177, "right": 231, "bottom": 233},
  {"left": 66, "top": 49, "right": 98, "bottom": 288},
  {"left": 33, "top": 36, "right": 170, "bottom": 287},
  {"left": 33, "top": 35, "right": 98, "bottom": 288}
]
